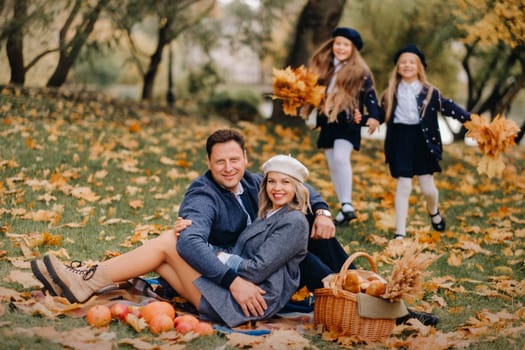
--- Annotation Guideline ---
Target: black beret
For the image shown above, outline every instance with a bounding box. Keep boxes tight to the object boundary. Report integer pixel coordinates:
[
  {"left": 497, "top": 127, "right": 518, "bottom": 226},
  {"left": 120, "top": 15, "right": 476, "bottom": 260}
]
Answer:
[
  {"left": 331, "top": 27, "right": 363, "bottom": 51},
  {"left": 394, "top": 44, "right": 427, "bottom": 68}
]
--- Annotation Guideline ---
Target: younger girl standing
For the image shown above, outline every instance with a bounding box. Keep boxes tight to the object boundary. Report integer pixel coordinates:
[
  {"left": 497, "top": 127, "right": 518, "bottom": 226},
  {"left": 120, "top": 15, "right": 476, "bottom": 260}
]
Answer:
[
  {"left": 379, "top": 44, "right": 470, "bottom": 239},
  {"left": 302, "top": 27, "right": 381, "bottom": 225}
]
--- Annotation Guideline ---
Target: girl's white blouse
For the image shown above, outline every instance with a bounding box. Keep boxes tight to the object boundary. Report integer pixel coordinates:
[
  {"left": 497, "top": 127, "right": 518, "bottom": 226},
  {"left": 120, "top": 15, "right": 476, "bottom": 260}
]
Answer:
[{"left": 394, "top": 80, "right": 422, "bottom": 125}]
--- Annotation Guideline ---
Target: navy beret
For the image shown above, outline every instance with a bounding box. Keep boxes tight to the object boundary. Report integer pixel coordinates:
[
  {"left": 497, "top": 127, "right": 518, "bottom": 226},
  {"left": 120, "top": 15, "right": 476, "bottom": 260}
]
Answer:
[
  {"left": 394, "top": 44, "right": 427, "bottom": 68},
  {"left": 331, "top": 27, "right": 363, "bottom": 51}
]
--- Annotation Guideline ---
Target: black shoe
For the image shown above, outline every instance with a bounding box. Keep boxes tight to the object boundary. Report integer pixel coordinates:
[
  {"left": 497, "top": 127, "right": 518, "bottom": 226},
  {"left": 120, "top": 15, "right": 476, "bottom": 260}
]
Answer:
[
  {"left": 396, "top": 308, "right": 439, "bottom": 326},
  {"left": 429, "top": 209, "right": 446, "bottom": 232},
  {"left": 334, "top": 203, "right": 357, "bottom": 225},
  {"left": 334, "top": 210, "right": 356, "bottom": 225}
]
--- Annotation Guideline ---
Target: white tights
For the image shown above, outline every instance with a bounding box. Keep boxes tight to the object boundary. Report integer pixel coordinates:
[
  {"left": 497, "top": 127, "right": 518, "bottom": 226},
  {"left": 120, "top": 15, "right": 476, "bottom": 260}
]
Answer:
[
  {"left": 395, "top": 175, "right": 439, "bottom": 236},
  {"left": 325, "top": 139, "right": 354, "bottom": 208}
]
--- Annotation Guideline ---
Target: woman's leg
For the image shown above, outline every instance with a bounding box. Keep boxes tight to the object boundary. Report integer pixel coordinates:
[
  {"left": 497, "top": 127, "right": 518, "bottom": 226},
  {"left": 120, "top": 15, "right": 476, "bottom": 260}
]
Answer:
[
  {"left": 102, "top": 231, "right": 177, "bottom": 281},
  {"left": 154, "top": 255, "right": 202, "bottom": 306},
  {"left": 42, "top": 230, "right": 202, "bottom": 305},
  {"left": 104, "top": 231, "right": 202, "bottom": 306},
  {"left": 395, "top": 177, "right": 412, "bottom": 237}
]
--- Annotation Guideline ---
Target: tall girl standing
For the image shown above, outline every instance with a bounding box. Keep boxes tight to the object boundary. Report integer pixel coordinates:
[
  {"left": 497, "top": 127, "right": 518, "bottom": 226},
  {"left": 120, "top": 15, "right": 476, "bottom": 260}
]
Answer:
[
  {"left": 302, "top": 27, "right": 381, "bottom": 225},
  {"left": 379, "top": 44, "right": 471, "bottom": 239}
]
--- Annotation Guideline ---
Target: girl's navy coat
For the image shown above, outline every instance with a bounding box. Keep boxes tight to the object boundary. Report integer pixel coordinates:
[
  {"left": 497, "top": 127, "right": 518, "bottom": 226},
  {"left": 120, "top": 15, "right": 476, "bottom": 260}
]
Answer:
[
  {"left": 378, "top": 85, "right": 471, "bottom": 163},
  {"left": 316, "top": 74, "right": 380, "bottom": 151}
]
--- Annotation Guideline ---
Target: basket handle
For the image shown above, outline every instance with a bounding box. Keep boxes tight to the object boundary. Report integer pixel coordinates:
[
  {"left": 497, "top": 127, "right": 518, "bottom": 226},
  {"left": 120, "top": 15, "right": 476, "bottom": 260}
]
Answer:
[
  {"left": 331, "top": 252, "right": 378, "bottom": 290},
  {"left": 338, "top": 252, "right": 378, "bottom": 275}
]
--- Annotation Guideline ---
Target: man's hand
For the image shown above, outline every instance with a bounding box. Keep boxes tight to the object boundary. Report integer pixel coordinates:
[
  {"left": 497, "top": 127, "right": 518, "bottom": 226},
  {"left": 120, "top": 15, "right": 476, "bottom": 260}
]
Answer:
[
  {"left": 230, "top": 277, "right": 267, "bottom": 317},
  {"left": 310, "top": 214, "right": 336, "bottom": 239},
  {"left": 173, "top": 217, "right": 192, "bottom": 237}
]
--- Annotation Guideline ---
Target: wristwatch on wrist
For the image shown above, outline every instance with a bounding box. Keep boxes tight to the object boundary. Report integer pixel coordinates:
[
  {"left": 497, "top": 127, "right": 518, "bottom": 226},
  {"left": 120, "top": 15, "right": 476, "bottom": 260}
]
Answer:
[{"left": 315, "top": 209, "right": 332, "bottom": 218}]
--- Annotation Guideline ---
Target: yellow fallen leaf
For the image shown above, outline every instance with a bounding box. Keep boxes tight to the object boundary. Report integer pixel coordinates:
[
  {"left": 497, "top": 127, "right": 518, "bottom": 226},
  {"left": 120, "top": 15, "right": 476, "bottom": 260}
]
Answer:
[
  {"left": 129, "top": 199, "right": 144, "bottom": 209},
  {"left": 125, "top": 313, "right": 148, "bottom": 332},
  {"left": 447, "top": 251, "right": 463, "bottom": 266},
  {"left": 226, "top": 332, "right": 265, "bottom": 348},
  {"left": 159, "top": 156, "right": 177, "bottom": 165},
  {"left": 128, "top": 121, "right": 141, "bottom": 133},
  {"left": 71, "top": 186, "right": 100, "bottom": 202},
  {"left": 5, "top": 269, "right": 41, "bottom": 289},
  {"left": 493, "top": 266, "right": 513, "bottom": 275},
  {"left": 374, "top": 211, "right": 396, "bottom": 230}
]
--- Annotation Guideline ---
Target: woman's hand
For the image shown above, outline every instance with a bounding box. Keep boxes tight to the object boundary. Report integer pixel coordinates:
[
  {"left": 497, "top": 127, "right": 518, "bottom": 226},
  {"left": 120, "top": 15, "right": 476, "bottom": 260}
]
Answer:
[{"left": 230, "top": 277, "right": 267, "bottom": 317}]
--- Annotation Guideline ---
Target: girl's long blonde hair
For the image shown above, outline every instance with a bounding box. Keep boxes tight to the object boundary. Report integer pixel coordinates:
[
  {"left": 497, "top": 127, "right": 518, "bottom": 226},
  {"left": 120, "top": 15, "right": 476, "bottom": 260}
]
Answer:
[
  {"left": 310, "top": 38, "right": 373, "bottom": 123},
  {"left": 382, "top": 56, "right": 431, "bottom": 122},
  {"left": 257, "top": 174, "right": 310, "bottom": 218}
]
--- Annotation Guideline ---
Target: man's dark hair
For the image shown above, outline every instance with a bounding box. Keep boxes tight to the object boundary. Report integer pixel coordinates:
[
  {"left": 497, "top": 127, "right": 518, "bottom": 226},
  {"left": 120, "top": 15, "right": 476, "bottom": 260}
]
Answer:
[{"left": 206, "top": 129, "right": 246, "bottom": 158}]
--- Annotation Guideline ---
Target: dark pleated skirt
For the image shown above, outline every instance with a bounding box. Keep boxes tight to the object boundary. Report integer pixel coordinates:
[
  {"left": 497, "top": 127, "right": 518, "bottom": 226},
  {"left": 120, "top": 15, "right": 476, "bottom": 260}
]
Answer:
[{"left": 388, "top": 123, "right": 441, "bottom": 178}]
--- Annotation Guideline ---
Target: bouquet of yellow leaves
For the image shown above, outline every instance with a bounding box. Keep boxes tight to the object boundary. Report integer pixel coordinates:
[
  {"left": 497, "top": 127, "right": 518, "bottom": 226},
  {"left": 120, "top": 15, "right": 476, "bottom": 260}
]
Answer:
[
  {"left": 271, "top": 65, "right": 326, "bottom": 117},
  {"left": 382, "top": 242, "right": 438, "bottom": 304},
  {"left": 464, "top": 114, "right": 520, "bottom": 178}
]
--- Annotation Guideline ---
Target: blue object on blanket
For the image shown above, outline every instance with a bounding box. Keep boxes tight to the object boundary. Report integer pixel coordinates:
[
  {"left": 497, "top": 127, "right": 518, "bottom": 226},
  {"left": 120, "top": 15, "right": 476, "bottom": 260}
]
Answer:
[
  {"left": 213, "top": 325, "right": 271, "bottom": 335},
  {"left": 279, "top": 295, "right": 315, "bottom": 313},
  {"left": 280, "top": 302, "right": 314, "bottom": 313},
  {"left": 144, "top": 278, "right": 160, "bottom": 285}
]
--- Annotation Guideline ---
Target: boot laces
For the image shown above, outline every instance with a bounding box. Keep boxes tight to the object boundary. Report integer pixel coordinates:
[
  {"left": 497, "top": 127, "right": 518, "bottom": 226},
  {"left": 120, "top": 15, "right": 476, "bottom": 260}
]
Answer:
[{"left": 66, "top": 260, "right": 98, "bottom": 281}]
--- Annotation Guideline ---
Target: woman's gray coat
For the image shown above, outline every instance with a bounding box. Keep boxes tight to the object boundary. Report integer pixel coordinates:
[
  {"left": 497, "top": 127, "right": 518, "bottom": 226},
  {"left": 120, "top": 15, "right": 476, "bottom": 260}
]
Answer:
[{"left": 193, "top": 207, "right": 309, "bottom": 327}]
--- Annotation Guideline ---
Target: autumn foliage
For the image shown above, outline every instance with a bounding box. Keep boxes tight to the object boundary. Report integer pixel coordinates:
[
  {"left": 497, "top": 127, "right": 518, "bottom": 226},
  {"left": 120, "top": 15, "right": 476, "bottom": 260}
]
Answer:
[
  {"left": 1, "top": 88, "right": 524, "bottom": 349},
  {"left": 464, "top": 114, "right": 520, "bottom": 177},
  {"left": 271, "top": 65, "right": 326, "bottom": 116},
  {"left": 382, "top": 242, "right": 438, "bottom": 304}
]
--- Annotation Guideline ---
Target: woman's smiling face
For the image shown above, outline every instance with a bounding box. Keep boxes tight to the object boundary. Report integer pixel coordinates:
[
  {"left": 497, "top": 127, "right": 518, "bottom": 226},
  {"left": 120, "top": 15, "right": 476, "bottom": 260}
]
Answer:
[
  {"left": 332, "top": 36, "right": 354, "bottom": 62},
  {"left": 266, "top": 172, "right": 296, "bottom": 210}
]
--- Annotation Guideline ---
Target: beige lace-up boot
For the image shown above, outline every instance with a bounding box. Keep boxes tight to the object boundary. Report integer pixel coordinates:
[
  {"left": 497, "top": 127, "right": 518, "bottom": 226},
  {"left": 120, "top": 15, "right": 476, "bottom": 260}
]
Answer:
[
  {"left": 43, "top": 254, "right": 113, "bottom": 303},
  {"left": 31, "top": 259, "right": 63, "bottom": 296}
]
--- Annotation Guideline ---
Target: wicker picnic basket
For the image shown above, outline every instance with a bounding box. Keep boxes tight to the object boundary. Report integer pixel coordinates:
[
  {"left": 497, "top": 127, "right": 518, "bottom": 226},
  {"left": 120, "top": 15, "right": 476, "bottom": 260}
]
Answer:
[{"left": 313, "top": 252, "right": 395, "bottom": 342}]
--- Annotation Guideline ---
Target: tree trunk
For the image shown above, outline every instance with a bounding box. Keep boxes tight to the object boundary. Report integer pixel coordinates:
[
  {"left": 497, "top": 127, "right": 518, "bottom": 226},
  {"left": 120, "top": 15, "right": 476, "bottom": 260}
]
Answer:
[
  {"left": 270, "top": 0, "right": 346, "bottom": 125},
  {"left": 6, "top": 0, "right": 27, "bottom": 85},
  {"left": 141, "top": 19, "right": 170, "bottom": 101},
  {"left": 166, "top": 43, "right": 175, "bottom": 106},
  {"left": 47, "top": 0, "right": 109, "bottom": 87},
  {"left": 285, "top": 0, "right": 346, "bottom": 68}
]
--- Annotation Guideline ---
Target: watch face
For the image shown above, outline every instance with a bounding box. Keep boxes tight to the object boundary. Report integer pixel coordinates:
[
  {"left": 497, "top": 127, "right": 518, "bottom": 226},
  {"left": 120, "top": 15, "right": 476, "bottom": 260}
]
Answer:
[{"left": 317, "top": 209, "right": 331, "bottom": 217}]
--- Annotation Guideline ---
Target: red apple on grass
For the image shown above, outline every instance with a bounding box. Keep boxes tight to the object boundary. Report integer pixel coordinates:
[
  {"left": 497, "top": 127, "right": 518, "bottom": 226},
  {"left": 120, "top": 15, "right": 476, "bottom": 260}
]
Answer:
[{"left": 110, "top": 302, "right": 129, "bottom": 322}]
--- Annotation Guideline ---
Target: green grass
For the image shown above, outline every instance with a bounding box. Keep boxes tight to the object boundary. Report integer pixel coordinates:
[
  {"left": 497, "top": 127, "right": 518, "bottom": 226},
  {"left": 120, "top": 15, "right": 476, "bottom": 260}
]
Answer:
[{"left": 0, "top": 88, "right": 524, "bottom": 349}]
